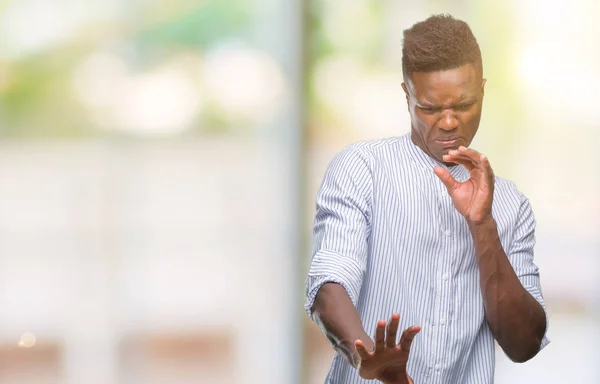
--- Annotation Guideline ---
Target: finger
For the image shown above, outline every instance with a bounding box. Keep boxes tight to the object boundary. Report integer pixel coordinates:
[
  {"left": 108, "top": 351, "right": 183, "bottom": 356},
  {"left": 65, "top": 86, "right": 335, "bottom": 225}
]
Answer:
[
  {"left": 386, "top": 313, "right": 400, "bottom": 348},
  {"left": 442, "top": 154, "right": 477, "bottom": 171},
  {"left": 433, "top": 166, "right": 459, "bottom": 193},
  {"left": 375, "top": 320, "right": 386, "bottom": 351},
  {"left": 451, "top": 151, "right": 494, "bottom": 184},
  {"left": 479, "top": 154, "right": 495, "bottom": 182},
  {"left": 399, "top": 325, "right": 421, "bottom": 353},
  {"left": 355, "top": 339, "right": 371, "bottom": 360},
  {"left": 457, "top": 146, "right": 483, "bottom": 164},
  {"left": 445, "top": 148, "right": 479, "bottom": 165}
]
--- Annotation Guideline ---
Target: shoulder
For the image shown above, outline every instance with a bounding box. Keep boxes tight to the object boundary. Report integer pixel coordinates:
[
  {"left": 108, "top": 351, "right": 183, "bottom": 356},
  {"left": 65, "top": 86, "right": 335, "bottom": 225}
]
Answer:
[
  {"left": 493, "top": 176, "right": 533, "bottom": 215},
  {"left": 332, "top": 136, "right": 408, "bottom": 166},
  {"left": 494, "top": 176, "right": 527, "bottom": 200}
]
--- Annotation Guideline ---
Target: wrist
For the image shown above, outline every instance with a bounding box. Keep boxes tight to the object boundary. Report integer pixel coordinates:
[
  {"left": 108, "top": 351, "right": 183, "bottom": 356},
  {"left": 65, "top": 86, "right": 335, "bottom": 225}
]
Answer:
[
  {"left": 340, "top": 336, "right": 371, "bottom": 368},
  {"left": 467, "top": 215, "right": 496, "bottom": 230},
  {"left": 335, "top": 341, "right": 359, "bottom": 368},
  {"left": 343, "top": 333, "right": 373, "bottom": 352}
]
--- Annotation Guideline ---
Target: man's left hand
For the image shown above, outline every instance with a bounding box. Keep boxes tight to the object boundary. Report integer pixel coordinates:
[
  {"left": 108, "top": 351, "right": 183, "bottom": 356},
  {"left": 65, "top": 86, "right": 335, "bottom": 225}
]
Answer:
[{"left": 433, "top": 146, "right": 494, "bottom": 224}]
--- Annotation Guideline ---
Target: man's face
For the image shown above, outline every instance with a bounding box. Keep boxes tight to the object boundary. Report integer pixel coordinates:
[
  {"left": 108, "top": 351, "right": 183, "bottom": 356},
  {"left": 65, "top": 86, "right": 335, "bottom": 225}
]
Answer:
[{"left": 402, "top": 63, "right": 486, "bottom": 164}]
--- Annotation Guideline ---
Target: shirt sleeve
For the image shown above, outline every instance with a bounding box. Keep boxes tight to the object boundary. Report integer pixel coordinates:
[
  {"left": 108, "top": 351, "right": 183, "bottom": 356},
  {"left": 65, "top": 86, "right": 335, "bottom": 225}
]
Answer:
[
  {"left": 508, "top": 194, "right": 550, "bottom": 350},
  {"left": 304, "top": 145, "right": 373, "bottom": 319}
]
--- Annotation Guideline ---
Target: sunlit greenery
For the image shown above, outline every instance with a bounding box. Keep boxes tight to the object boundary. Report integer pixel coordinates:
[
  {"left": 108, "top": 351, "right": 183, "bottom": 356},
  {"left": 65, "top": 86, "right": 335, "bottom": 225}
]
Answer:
[{"left": 0, "top": 0, "right": 253, "bottom": 139}]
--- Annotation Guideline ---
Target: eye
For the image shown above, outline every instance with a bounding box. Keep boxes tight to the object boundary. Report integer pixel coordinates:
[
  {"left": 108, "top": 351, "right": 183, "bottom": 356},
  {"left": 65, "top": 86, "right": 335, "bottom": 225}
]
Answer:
[
  {"left": 456, "top": 103, "right": 474, "bottom": 111},
  {"left": 418, "top": 106, "right": 438, "bottom": 114}
]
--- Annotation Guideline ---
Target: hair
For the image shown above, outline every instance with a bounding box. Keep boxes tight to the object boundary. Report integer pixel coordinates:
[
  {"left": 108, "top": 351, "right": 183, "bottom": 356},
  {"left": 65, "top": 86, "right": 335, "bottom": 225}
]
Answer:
[{"left": 402, "top": 14, "right": 482, "bottom": 80}]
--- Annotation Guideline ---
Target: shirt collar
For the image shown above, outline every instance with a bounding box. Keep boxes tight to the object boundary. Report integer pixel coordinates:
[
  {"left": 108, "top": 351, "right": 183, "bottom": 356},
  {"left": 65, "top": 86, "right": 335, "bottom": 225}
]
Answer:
[{"left": 403, "top": 132, "right": 470, "bottom": 182}]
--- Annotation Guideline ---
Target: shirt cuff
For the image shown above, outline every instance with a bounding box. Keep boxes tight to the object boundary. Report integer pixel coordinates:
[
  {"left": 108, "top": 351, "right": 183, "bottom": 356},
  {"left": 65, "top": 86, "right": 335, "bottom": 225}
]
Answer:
[{"left": 304, "top": 250, "right": 364, "bottom": 319}]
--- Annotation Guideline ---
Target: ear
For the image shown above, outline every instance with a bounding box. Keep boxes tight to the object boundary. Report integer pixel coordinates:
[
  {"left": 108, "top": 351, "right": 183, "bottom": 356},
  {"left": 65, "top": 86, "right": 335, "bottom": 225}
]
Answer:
[
  {"left": 401, "top": 82, "right": 410, "bottom": 105},
  {"left": 481, "top": 78, "right": 487, "bottom": 96},
  {"left": 401, "top": 82, "right": 409, "bottom": 97}
]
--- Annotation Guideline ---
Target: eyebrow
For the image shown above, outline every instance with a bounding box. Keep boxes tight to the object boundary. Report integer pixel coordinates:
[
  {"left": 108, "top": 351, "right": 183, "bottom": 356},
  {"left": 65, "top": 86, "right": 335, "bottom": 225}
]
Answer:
[{"left": 415, "top": 98, "right": 477, "bottom": 109}]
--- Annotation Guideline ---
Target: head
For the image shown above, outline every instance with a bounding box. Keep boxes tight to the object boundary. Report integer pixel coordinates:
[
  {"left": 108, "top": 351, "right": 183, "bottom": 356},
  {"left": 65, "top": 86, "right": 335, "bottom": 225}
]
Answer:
[{"left": 401, "top": 14, "right": 486, "bottom": 164}]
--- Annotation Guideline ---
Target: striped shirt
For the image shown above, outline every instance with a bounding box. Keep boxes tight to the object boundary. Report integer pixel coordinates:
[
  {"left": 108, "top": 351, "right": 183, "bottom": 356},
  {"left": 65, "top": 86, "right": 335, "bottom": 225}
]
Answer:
[{"left": 304, "top": 133, "right": 549, "bottom": 384}]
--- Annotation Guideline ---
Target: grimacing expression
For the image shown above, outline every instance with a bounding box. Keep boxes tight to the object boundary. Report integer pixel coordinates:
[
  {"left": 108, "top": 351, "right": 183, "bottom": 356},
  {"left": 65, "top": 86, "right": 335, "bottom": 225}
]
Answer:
[{"left": 402, "top": 63, "right": 486, "bottom": 165}]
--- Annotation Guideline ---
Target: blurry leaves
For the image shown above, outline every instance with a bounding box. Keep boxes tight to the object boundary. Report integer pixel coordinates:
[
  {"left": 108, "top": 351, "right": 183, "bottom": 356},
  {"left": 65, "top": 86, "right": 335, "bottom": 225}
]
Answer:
[
  {"left": 306, "top": 0, "right": 387, "bottom": 141},
  {"left": 0, "top": 0, "right": 257, "bottom": 139},
  {"left": 307, "top": 0, "right": 384, "bottom": 64},
  {"left": 136, "top": 0, "right": 252, "bottom": 50},
  {"left": 0, "top": 50, "right": 93, "bottom": 138}
]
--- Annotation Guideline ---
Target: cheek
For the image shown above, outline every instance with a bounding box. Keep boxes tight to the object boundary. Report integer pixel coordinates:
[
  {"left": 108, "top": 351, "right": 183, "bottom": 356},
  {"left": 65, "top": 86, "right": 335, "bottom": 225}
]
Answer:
[
  {"left": 411, "top": 107, "right": 441, "bottom": 140},
  {"left": 461, "top": 110, "right": 482, "bottom": 130},
  {"left": 414, "top": 114, "right": 436, "bottom": 137}
]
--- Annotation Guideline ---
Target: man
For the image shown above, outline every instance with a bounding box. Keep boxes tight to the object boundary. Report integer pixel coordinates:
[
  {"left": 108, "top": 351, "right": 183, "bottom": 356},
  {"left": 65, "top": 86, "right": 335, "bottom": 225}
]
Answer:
[{"left": 304, "top": 14, "right": 549, "bottom": 384}]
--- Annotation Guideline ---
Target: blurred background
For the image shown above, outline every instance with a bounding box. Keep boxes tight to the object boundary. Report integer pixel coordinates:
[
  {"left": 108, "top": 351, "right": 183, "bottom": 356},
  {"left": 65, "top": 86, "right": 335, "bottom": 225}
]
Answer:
[{"left": 0, "top": 0, "right": 598, "bottom": 383}]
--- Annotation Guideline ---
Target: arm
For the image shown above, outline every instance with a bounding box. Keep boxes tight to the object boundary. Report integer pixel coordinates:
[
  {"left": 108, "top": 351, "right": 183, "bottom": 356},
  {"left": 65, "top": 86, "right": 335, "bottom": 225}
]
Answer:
[
  {"left": 306, "top": 146, "right": 419, "bottom": 384},
  {"left": 313, "top": 284, "right": 419, "bottom": 384},
  {"left": 435, "top": 146, "right": 548, "bottom": 363},
  {"left": 312, "top": 282, "right": 373, "bottom": 367},
  {"left": 469, "top": 217, "right": 546, "bottom": 362},
  {"left": 305, "top": 146, "right": 374, "bottom": 365}
]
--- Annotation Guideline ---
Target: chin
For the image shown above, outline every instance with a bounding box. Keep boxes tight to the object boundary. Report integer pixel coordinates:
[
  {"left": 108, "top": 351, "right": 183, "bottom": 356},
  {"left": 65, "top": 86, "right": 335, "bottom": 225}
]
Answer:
[
  {"left": 433, "top": 153, "right": 447, "bottom": 164},
  {"left": 433, "top": 148, "right": 456, "bottom": 166},
  {"left": 439, "top": 144, "right": 460, "bottom": 155},
  {"left": 436, "top": 147, "right": 451, "bottom": 157}
]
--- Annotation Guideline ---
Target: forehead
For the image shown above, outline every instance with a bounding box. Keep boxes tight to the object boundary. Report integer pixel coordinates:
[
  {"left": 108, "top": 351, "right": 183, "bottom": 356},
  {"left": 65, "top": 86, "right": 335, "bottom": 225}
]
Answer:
[{"left": 407, "top": 64, "right": 481, "bottom": 103}]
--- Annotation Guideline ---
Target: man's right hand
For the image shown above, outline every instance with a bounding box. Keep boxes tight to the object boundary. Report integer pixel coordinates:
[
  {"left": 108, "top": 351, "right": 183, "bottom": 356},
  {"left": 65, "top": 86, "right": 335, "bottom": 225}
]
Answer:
[{"left": 355, "top": 313, "right": 420, "bottom": 384}]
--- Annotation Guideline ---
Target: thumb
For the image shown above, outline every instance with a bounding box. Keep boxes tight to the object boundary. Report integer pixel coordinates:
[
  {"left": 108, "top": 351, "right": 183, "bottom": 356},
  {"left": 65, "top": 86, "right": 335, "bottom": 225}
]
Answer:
[{"left": 433, "top": 166, "right": 458, "bottom": 193}]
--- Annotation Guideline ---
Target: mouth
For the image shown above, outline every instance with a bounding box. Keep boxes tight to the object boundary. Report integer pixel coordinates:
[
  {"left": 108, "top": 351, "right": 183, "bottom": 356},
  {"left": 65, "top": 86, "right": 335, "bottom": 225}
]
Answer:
[{"left": 436, "top": 137, "right": 461, "bottom": 148}]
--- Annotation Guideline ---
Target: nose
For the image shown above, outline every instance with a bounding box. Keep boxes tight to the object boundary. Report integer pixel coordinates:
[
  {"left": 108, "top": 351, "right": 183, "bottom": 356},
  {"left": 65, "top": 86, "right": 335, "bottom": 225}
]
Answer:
[{"left": 438, "top": 110, "right": 458, "bottom": 131}]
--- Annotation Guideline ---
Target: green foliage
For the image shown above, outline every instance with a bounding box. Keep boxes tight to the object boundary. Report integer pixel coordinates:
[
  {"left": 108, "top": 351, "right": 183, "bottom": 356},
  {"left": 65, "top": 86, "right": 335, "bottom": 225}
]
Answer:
[
  {"left": 0, "top": 49, "right": 95, "bottom": 138},
  {"left": 0, "top": 0, "right": 254, "bottom": 139},
  {"left": 136, "top": 0, "right": 252, "bottom": 50}
]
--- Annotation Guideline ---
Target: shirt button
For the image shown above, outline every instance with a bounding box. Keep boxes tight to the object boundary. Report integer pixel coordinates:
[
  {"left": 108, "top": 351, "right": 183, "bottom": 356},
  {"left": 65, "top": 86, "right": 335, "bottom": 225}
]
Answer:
[
  {"left": 440, "top": 319, "right": 446, "bottom": 325},
  {"left": 442, "top": 273, "right": 449, "bottom": 281},
  {"left": 444, "top": 230, "right": 451, "bottom": 237},
  {"left": 435, "top": 364, "right": 441, "bottom": 371}
]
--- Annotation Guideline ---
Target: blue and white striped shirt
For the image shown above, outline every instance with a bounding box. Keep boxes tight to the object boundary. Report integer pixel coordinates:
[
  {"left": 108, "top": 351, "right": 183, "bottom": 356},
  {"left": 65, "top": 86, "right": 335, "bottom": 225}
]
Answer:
[{"left": 305, "top": 133, "right": 549, "bottom": 384}]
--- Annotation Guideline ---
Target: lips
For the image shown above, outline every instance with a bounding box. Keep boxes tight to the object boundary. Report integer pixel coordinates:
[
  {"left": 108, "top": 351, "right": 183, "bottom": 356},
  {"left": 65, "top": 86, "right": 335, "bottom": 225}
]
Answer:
[
  {"left": 436, "top": 137, "right": 461, "bottom": 147},
  {"left": 437, "top": 136, "right": 460, "bottom": 142}
]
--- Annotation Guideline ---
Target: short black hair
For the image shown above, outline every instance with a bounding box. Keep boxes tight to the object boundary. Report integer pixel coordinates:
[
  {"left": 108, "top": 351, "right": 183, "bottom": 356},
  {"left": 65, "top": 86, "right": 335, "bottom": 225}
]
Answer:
[{"left": 402, "top": 14, "right": 482, "bottom": 80}]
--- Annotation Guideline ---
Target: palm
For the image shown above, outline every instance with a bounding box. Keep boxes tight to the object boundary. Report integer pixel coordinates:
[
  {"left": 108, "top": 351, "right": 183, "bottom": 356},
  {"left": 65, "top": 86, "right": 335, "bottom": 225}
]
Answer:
[
  {"left": 434, "top": 147, "right": 494, "bottom": 223},
  {"left": 359, "top": 349, "right": 409, "bottom": 382},
  {"left": 355, "top": 314, "right": 420, "bottom": 384},
  {"left": 446, "top": 170, "right": 489, "bottom": 221}
]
